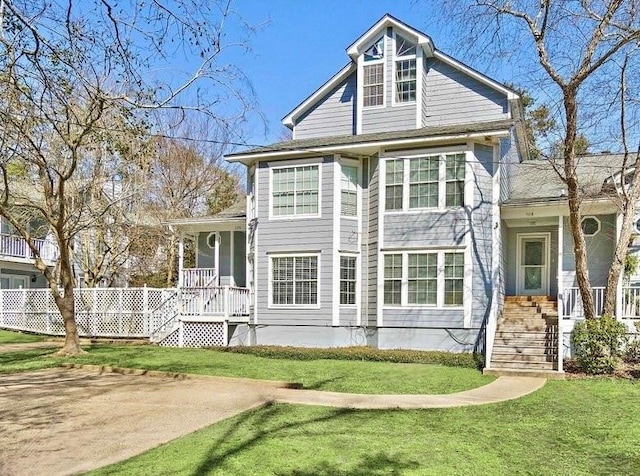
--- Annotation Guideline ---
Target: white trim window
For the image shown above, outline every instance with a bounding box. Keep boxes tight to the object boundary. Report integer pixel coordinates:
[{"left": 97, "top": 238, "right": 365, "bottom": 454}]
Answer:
[
  {"left": 384, "top": 152, "right": 466, "bottom": 211},
  {"left": 271, "top": 255, "right": 318, "bottom": 306},
  {"left": 363, "top": 63, "right": 384, "bottom": 107},
  {"left": 339, "top": 255, "right": 357, "bottom": 305},
  {"left": 385, "top": 159, "right": 404, "bottom": 210},
  {"left": 363, "top": 36, "right": 385, "bottom": 108},
  {"left": 383, "top": 250, "right": 464, "bottom": 308},
  {"left": 272, "top": 165, "right": 319, "bottom": 217},
  {"left": 340, "top": 164, "right": 358, "bottom": 217},
  {"left": 394, "top": 34, "right": 417, "bottom": 103}
]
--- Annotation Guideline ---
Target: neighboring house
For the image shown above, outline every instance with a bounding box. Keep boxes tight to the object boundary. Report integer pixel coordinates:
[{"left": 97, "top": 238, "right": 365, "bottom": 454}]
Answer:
[
  {"left": 0, "top": 217, "right": 55, "bottom": 289},
  {"left": 170, "top": 14, "right": 638, "bottom": 374}
]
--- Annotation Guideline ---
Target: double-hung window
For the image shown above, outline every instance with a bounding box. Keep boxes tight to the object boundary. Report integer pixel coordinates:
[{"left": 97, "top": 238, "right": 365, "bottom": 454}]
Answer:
[
  {"left": 341, "top": 164, "right": 358, "bottom": 217},
  {"left": 271, "top": 255, "right": 318, "bottom": 306},
  {"left": 383, "top": 251, "right": 464, "bottom": 307},
  {"left": 363, "top": 36, "right": 384, "bottom": 107},
  {"left": 272, "top": 165, "right": 319, "bottom": 217},
  {"left": 394, "top": 34, "right": 417, "bottom": 103},
  {"left": 384, "top": 153, "right": 466, "bottom": 211},
  {"left": 340, "top": 255, "right": 357, "bottom": 305}
]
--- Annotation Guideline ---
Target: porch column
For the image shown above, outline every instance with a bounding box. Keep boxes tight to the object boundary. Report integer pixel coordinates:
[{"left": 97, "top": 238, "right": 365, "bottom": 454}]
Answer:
[
  {"left": 616, "top": 212, "right": 623, "bottom": 320},
  {"left": 178, "top": 233, "right": 184, "bottom": 288},
  {"left": 557, "top": 215, "right": 564, "bottom": 372}
]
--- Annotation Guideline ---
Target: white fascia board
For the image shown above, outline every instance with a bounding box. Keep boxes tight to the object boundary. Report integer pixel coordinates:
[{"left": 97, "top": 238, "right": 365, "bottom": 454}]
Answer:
[
  {"left": 226, "top": 129, "right": 511, "bottom": 165},
  {"left": 282, "top": 63, "right": 356, "bottom": 128},
  {"left": 346, "top": 15, "right": 434, "bottom": 59},
  {"left": 432, "top": 51, "right": 519, "bottom": 101}
]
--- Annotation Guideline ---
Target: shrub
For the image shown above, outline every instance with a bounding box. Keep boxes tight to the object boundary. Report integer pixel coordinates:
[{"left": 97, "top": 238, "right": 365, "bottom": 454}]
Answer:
[
  {"left": 624, "top": 339, "right": 640, "bottom": 364},
  {"left": 571, "top": 315, "right": 628, "bottom": 374},
  {"left": 213, "top": 345, "right": 476, "bottom": 368}
]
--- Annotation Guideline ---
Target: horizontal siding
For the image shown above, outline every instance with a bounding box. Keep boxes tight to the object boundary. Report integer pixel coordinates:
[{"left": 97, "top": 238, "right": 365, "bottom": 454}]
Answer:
[
  {"left": 362, "top": 104, "right": 416, "bottom": 134},
  {"left": 382, "top": 308, "right": 464, "bottom": 327},
  {"left": 383, "top": 210, "right": 468, "bottom": 248},
  {"left": 340, "top": 218, "right": 358, "bottom": 252},
  {"left": 367, "top": 157, "right": 379, "bottom": 326},
  {"left": 470, "top": 144, "right": 494, "bottom": 328},
  {"left": 377, "top": 327, "right": 478, "bottom": 352},
  {"left": 197, "top": 232, "right": 215, "bottom": 268},
  {"left": 423, "top": 58, "right": 508, "bottom": 127},
  {"left": 562, "top": 214, "right": 615, "bottom": 288},
  {"left": 340, "top": 307, "right": 358, "bottom": 326},
  {"left": 256, "top": 158, "right": 335, "bottom": 325},
  {"left": 294, "top": 73, "right": 356, "bottom": 140}
]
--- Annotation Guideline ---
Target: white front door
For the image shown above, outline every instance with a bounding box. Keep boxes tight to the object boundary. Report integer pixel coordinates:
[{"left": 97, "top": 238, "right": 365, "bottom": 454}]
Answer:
[{"left": 517, "top": 234, "right": 549, "bottom": 296}]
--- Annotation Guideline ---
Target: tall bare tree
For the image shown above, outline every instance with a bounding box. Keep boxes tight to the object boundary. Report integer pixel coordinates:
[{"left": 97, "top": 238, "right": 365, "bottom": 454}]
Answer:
[
  {"left": 434, "top": 0, "right": 640, "bottom": 319},
  {"left": 0, "top": 0, "right": 256, "bottom": 354}
]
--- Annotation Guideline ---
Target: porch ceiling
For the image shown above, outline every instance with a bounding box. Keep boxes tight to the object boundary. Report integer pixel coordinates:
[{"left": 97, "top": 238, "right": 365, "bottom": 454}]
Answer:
[{"left": 168, "top": 218, "right": 245, "bottom": 234}]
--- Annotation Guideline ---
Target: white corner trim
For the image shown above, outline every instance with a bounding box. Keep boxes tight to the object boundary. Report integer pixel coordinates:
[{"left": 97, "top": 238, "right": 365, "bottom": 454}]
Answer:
[
  {"left": 333, "top": 157, "right": 341, "bottom": 326},
  {"left": 377, "top": 155, "right": 384, "bottom": 327},
  {"left": 415, "top": 45, "right": 423, "bottom": 127}
]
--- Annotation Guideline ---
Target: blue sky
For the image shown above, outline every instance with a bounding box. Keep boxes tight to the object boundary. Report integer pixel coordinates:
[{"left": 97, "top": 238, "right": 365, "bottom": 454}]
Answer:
[{"left": 229, "top": 1, "right": 506, "bottom": 147}]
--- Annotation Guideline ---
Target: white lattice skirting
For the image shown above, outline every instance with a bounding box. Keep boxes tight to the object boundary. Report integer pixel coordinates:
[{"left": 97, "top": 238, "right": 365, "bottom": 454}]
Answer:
[{"left": 159, "top": 321, "right": 227, "bottom": 348}]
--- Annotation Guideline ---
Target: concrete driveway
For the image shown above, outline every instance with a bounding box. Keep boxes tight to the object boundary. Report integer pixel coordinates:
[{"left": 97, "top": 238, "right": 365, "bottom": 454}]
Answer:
[{"left": 0, "top": 369, "right": 279, "bottom": 476}]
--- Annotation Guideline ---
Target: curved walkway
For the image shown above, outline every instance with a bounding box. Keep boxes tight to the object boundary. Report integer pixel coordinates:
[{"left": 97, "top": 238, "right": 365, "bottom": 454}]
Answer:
[
  {"left": 272, "top": 375, "right": 546, "bottom": 409},
  {"left": 0, "top": 366, "right": 546, "bottom": 475}
]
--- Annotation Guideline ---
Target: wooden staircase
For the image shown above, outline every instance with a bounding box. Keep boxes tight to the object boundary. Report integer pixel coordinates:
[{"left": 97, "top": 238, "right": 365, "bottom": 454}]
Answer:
[{"left": 485, "top": 296, "right": 564, "bottom": 378}]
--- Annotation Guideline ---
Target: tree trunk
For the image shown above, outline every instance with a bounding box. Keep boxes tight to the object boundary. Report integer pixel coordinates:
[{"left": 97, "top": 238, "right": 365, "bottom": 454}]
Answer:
[
  {"left": 564, "top": 90, "right": 596, "bottom": 319},
  {"left": 55, "top": 291, "right": 83, "bottom": 355},
  {"left": 166, "top": 233, "right": 176, "bottom": 287}
]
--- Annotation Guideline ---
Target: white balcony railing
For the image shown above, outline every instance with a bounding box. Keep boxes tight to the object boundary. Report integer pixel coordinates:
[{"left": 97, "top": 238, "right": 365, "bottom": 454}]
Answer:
[
  {"left": 181, "top": 268, "right": 217, "bottom": 288},
  {"left": 0, "top": 233, "right": 58, "bottom": 262},
  {"left": 561, "top": 286, "right": 640, "bottom": 319}
]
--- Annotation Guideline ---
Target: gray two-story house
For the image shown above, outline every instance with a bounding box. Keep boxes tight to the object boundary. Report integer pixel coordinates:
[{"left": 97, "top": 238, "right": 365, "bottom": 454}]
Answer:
[
  {"left": 225, "top": 14, "right": 521, "bottom": 352},
  {"left": 169, "top": 14, "right": 638, "bottom": 375}
]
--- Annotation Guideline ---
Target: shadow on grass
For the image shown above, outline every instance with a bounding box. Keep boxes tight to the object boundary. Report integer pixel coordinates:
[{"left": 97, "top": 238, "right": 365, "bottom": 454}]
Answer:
[{"left": 281, "top": 453, "right": 420, "bottom": 476}]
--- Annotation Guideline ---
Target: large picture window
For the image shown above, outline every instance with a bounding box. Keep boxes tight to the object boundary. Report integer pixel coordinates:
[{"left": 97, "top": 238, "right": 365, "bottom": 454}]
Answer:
[
  {"left": 271, "top": 255, "right": 318, "bottom": 306},
  {"left": 384, "top": 153, "right": 466, "bottom": 211},
  {"left": 383, "top": 251, "right": 464, "bottom": 307},
  {"left": 272, "top": 165, "right": 319, "bottom": 217}
]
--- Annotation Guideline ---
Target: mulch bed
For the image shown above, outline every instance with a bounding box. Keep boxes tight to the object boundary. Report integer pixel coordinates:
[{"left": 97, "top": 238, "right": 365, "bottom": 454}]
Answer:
[{"left": 563, "top": 359, "right": 640, "bottom": 379}]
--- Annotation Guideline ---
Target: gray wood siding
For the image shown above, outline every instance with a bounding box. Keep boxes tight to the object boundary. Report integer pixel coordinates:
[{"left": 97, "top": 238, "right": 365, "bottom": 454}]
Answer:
[
  {"left": 362, "top": 105, "right": 416, "bottom": 134},
  {"left": 366, "top": 157, "right": 379, "bottom": 326},
  {"left": 421, "top": 53, "right": 429, "bottom": 127},
  {"left": 470, "top": 144, "right": 495, "bottom": 328},
  {"left": 255, "top": 158, "right": 335, "bottom": 326},
  {"left": 562, "top": 214, "right": 615, "bottom": 288},
  {"left": 423, "top": 58, "right": 508, "bottom": 127},
  {"left": 383, "top": 210, "right": 468, "bottom": 248},
  {"left": 382, "top": 309, "right": 464, "bottom": 328},
  {"left": 499, "top": 130, "right": 520, "bottom": 202},
  {"left": 294, "top": 73, "right": 356, "bottom": 140},
  {"left": 219, "top": 231, "right": 231, "bottom": 279},
  {"left": 340, "top": 218, "right": 359, "bottom": 252},
  {"left": 340, "top": 307, "right": 358, "bottom": 326},
  {"left": 506, "top": 226, "right": 559, "bottom": 296}
]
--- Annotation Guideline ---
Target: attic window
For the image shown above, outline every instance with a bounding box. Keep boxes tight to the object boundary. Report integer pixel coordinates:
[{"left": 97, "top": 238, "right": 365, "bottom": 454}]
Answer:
[
  {"left": 364, "top": 37, "right": 384, "bottom": 61},
  {"left": 581, "top": 216, "right": 601, "bottom": 237},
  {"left": 395, "top": 34, "right": 416, "bottom": 56}
]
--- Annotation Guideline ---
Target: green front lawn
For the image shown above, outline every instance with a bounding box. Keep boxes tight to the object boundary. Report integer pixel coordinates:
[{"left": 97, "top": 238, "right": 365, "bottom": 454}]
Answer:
[
  {"left": 88, "top": 379, "right": 640, "bottom": 475},
  {"left": 0, "top": 344, "right": 493, "bottom": 394},
  {"left": 0, "top": 329, "right": 46, "bottom": 344}
]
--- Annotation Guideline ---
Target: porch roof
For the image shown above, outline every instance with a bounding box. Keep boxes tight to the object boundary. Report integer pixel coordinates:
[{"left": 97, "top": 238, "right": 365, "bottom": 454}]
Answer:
[{"left": 503, "top": 153, "right": 628, "bottom": 206}]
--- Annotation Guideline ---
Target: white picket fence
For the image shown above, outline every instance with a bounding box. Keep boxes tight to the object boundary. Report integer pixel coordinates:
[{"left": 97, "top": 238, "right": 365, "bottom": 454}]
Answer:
[{"left": 0, "top": 286, "right": 250, "bottom": 340}]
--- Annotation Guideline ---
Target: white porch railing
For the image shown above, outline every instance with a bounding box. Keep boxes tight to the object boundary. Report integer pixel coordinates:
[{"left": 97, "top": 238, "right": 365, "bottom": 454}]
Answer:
[
  {"left": 0, "top": 233, "right": 58, "bottom": 262},
  {"left": 0, "top": 285, "right": 250, "bottom": 339},
  {"left": 181, "top": 268, "right": 217, "bottom": 288},
  {"left": 560, "top": 286, "right": 640, "bottom": 319}
]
